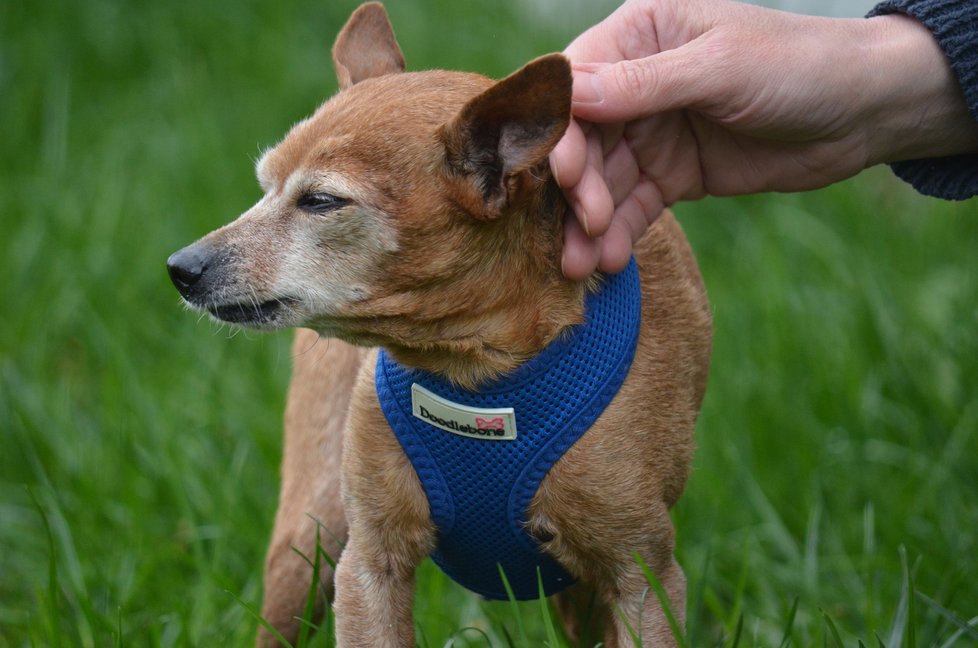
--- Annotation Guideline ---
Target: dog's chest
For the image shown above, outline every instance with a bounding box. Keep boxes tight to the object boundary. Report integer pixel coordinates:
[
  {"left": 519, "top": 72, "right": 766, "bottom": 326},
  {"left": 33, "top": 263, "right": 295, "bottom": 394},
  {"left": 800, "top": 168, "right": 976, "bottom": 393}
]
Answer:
[{"left": 374, "top": 259, "right": 641, "bottom": 600}]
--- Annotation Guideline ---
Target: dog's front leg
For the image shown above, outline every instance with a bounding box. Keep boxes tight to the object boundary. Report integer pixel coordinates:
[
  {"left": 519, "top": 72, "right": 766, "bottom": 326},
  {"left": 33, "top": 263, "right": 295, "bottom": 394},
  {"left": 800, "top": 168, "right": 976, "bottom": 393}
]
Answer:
[
  {"left": 334, "top": 530, "right": 423, "bottom": 647},
  {"left": 332, "top": 460, "right": 434, "bottom": 648},
  {"left": 333, "top": 357, "right": 436, "bottom": 647},
  {"left": 259, "top": 332, "right": 360, "bottom": 646},
  {"left": 608, "top": 554, "right": 686, "bottom": 648}
]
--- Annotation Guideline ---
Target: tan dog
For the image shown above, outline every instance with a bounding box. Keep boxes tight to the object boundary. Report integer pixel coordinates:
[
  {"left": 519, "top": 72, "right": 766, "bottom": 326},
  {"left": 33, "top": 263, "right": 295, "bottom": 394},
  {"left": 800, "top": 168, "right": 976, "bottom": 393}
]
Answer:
[{"left": 167, "top": 4, "right": 711, "bottom": 646}]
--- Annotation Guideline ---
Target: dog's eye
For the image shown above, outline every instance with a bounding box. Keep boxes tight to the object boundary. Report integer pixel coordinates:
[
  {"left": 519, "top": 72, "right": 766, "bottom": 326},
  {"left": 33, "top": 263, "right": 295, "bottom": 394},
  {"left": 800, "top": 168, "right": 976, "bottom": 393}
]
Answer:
[{"left": 297, "top": 192, "right": 349, "bottom": 214}]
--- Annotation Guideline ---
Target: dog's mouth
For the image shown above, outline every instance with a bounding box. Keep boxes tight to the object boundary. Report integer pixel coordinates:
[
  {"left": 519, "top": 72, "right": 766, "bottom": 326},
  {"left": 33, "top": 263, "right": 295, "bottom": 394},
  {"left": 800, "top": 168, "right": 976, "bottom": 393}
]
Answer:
[{"left": 204, "top": 296, "right": 298, "bottom": 326}]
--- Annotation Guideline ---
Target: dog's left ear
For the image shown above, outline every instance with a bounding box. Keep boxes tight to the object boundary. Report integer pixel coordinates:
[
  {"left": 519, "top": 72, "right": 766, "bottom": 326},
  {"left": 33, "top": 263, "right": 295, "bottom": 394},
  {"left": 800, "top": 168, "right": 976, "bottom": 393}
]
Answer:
[
  {"left": 332, "top": 2, "right": 405, "bottom": 90},
  {"left": 440, "top": 54, "right": 572, "bottom": 220}
]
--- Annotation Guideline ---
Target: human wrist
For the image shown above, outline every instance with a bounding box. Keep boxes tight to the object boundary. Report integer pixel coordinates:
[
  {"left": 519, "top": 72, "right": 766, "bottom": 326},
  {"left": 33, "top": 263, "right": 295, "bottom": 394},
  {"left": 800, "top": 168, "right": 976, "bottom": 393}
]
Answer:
[{"left": 861, "top": 13, "right": 978, "bottom": 166}]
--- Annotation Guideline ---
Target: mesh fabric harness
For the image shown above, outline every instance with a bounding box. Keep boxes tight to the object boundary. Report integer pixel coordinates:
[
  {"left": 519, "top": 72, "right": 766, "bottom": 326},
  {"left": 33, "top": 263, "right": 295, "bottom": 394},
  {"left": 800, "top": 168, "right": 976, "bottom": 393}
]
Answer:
[{"left": 375, "top": 258, "right": 641, "bottom": 600}]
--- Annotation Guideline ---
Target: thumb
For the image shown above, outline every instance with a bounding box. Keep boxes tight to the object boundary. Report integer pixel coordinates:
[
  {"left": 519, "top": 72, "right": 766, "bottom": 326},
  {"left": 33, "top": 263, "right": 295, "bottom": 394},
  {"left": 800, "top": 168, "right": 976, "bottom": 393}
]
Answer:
[{"left": 569, "top": 47, "right": 711, "bottom": 123}]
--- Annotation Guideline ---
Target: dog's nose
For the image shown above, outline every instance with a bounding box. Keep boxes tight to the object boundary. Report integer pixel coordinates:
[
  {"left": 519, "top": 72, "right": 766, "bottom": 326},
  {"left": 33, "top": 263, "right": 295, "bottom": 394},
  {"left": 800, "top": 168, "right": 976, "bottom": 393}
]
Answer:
[{"left": 167, "top": 245, "right": 208, "bottom": 293}]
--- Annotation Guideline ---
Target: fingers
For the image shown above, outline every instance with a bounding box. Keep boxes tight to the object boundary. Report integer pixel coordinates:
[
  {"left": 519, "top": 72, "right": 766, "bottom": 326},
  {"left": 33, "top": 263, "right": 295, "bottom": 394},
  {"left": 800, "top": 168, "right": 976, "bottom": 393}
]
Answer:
[
  {"left": 573, "top": 128, "right": 615, "bottom": 237},
  {"left": 562, "top": 178, "right": 665, "bottom": 279},
  {"left": 597, "top": 180, "right": 664, "bottom": 274},
  {"left": 602, "top": 138, "right": 639, "bottom": 206},
  {"left": 550, "top": 118, "right": 587, "bottom": 189},
  {"left": 597, "top": 219, "right": 634, "bottom": 275},
  {"left": 560, "top": 0, "right": 727, "bottom": 123},
  {"left": 561, "top": 211, "right": 602, "bottom": 281},
  {"left": 552, "top": 120, "right": 614, "bottom": 280},
  {"left": 555, "top": 125, "right": 664, "bottom": 280},
  {"left": 570, "top": 45, "right": 712, "bottom": 123},
  {"left": 553, "top": 122, "right": 615, "bottom": 239}
]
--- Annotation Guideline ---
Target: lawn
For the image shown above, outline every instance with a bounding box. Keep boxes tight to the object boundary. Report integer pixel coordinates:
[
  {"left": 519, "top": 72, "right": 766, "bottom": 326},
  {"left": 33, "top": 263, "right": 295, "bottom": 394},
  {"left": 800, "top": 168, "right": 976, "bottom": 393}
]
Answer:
[{"left": 1, "top": 0, "right": 976, "bottom": 646}]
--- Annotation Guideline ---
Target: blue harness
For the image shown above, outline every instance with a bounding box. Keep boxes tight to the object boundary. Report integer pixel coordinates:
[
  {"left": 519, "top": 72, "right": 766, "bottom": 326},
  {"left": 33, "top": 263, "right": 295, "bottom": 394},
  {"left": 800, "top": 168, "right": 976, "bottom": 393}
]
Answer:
[{"left": 375, "top": 258, "right": 641, "bottom": 600}]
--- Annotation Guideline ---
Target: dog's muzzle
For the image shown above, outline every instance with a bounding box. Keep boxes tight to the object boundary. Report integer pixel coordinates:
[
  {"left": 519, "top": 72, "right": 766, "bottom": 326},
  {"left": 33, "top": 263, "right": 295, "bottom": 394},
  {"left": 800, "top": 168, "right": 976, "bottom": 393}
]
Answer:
[{"left": 167, "top": 242, "right": 295, "bottom": 326}]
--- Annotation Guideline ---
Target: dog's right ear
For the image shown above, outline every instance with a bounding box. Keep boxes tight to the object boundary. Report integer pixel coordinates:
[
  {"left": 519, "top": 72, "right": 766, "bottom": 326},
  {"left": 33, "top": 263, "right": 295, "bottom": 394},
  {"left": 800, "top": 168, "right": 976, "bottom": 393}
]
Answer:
[
  {"left": 439, "top": 54, "right": 572, "bottom": 220},
  {"left": 332, "top": 2, "right": 405, "bottom": 90}
]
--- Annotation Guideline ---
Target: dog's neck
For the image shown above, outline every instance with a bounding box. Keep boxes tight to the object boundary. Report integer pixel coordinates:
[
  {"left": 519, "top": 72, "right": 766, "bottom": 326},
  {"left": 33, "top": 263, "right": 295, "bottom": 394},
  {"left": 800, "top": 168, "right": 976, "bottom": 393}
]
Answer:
[
  {"left": 382, "top": 287, "right": 584, "bottom": 390},
  {"left": 381, "top": 181, "right": 593, "bottom": 390}
]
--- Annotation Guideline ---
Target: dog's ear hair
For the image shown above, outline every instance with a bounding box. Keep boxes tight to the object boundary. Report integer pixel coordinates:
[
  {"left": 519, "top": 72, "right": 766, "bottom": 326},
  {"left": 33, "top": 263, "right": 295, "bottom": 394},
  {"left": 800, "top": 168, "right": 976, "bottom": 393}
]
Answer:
[
  {"left": 332, "top": 3, "right": 405, "bottom": 90},
  {"left": 439, "top": 54, "right": 572, "bottom": 220}
]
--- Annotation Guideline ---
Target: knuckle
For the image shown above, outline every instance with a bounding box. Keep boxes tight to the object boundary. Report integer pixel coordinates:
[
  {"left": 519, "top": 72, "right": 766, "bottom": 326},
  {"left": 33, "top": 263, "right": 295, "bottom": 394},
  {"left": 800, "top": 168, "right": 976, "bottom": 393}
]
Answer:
[{"left": 616, "top": 59, "right": 655, "bottom": 99}]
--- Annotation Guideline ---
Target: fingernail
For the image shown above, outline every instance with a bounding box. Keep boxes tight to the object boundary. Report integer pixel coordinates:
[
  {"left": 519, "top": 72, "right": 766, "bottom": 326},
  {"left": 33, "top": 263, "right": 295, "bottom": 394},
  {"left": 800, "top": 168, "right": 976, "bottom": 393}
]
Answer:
[
  {"left": 572, "top": 66, "right": 604, "bottom": 105},
  {"left": 579, "top": 207, "right": 591, "bottom": 237}
]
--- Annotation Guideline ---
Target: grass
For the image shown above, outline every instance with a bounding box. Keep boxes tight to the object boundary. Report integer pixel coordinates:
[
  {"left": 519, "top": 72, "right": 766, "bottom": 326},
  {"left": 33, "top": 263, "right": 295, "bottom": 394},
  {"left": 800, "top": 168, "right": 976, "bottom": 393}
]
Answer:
[{"left": 2, "top": 0, "right": 977, "bottom": 645}]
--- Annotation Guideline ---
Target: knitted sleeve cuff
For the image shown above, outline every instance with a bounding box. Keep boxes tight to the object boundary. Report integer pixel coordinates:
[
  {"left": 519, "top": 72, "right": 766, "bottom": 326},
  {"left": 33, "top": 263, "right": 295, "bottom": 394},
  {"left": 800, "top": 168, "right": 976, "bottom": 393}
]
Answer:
[{"left": 868, "top": 0, "right": 978, "bottom": 200}]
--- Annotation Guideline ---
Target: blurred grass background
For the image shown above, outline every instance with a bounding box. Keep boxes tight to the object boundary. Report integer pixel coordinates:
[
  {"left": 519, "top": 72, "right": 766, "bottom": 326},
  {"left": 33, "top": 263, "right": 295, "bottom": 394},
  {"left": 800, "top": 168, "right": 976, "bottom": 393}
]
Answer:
[{"left": 2, "top": 0, "right": 977, "bottom": 645}]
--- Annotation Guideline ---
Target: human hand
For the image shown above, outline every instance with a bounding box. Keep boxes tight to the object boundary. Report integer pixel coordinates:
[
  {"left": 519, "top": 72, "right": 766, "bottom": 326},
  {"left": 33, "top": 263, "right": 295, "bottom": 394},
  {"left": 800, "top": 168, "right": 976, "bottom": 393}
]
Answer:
[{"left": 552, "top": 0, "right": 978, "bottom": 279}]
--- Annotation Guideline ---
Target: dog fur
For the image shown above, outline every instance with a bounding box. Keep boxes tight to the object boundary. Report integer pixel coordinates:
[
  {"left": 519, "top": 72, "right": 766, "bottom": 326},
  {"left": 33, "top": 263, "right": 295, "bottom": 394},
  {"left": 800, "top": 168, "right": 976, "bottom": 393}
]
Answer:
[{"left": 167, "top": 4, "right": 712, "bottom": 646}]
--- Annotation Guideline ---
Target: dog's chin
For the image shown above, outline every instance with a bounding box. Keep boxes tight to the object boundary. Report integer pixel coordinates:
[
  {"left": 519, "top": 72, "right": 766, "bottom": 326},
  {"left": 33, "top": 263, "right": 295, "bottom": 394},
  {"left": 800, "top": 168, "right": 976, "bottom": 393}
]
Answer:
[{"left": 195, "top": 297, "right": 299, "bottom": 330}]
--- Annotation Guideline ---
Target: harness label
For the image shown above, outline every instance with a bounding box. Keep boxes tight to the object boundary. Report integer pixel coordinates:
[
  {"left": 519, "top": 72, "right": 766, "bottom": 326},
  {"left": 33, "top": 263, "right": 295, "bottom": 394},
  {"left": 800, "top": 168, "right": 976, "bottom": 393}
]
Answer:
[{"left": 411, "top": 383, "right": 518, "bottom": 441}]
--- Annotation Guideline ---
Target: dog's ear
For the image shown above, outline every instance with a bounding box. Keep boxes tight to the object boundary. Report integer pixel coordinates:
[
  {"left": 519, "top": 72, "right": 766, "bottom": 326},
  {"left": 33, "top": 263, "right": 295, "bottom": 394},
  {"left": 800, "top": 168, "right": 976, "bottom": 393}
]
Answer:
[
  {"left": 440, "top": 54, "right": 572, "bottom": 220},
  {"left": 332, "top": 3, "right": 405, "bottom": 90}
]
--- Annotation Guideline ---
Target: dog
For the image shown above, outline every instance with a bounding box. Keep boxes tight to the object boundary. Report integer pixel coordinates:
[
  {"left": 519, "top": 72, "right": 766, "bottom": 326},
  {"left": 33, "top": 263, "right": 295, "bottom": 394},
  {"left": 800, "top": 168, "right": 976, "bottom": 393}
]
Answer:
[{"left": 166, "top": 3, "right": 712, "bottom": 646}]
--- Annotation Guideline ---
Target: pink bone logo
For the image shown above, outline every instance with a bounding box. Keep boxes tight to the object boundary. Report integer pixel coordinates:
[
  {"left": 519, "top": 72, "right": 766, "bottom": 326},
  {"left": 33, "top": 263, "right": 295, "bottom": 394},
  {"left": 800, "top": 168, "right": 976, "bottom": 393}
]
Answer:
[{"left": 475, "top": 416, "right": 505, "bottom": 430}]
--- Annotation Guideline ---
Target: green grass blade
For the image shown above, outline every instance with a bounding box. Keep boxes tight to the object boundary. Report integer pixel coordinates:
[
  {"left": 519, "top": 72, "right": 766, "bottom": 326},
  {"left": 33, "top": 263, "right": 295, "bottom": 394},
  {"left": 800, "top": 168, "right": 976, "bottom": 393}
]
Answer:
[
  {"left": 687, "top": 547, "right": 712, "bottom": 648},
  {"left": 917, "top": 593, "right": 978, "bottom": 644},
  {"left": 634, "top": 552, "right": 688, "bottom": 648},
  {"left": 417, "top": 623, "right": 431, "bottom": 648},
  {"left": 614, "top": 604, "right": 642, "bottom": 648},
  {"left": 936, "top": 616, "right": 978, "bottom": 648},
  {"left": 723, "top": 537, "right": 753, "bottom": 635},
  {"left": 27, "top": 487, "right": 61, "bottom": 644},
  {"left": 225, "top": 589, "right": 294, "bottom": 648},
  {"left": 903, "top": 549, "right": 916, "bottom": 648},
  {"left": 295, "top": 525, "right": 323, "bottom": 647},
  {"left": 445, "top": 626, "right": 492, "bottom": 646},
  {"left": 536, "top": 568, "right": 563, "bottom": 648},
  {"left": 729, "top": 612, "right": 744, "bottom": 648},
  {"left": 307, "top": 513, "right": 344, "bottom": 567},
  {"left": 316, "top": 542, "right": 338, "bottom": 571},
  {"left": 888, "top": 547, "right": 915, "bottom": 648},
  {"left": 293, "top": 617, "right": 323, "bottom": 634},
  {"left": 497, "top": 564, "right": 529, "bottom": 646},
  {"left": 499, "top": 624, "right": 517, "bottom": 648},
  {"left": 778, "top": 597, "right": 799, "bottom": 648},
  {"left": 821, "top": 609, "right": 845, "bottom": 648}
]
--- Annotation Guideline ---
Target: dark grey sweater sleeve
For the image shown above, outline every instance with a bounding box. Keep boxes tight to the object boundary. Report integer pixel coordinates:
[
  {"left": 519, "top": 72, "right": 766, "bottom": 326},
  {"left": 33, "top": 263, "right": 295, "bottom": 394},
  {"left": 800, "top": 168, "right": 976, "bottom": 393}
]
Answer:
[{"left": 868, "top": 0, "right": 978, "bottom": 200}]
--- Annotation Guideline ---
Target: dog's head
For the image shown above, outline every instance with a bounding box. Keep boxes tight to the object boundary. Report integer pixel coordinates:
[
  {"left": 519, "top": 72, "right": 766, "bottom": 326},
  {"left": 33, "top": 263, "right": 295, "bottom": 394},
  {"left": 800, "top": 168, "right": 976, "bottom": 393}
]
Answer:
[{"left": 167, "top": 3, "right": 573, "bottom": 363}]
